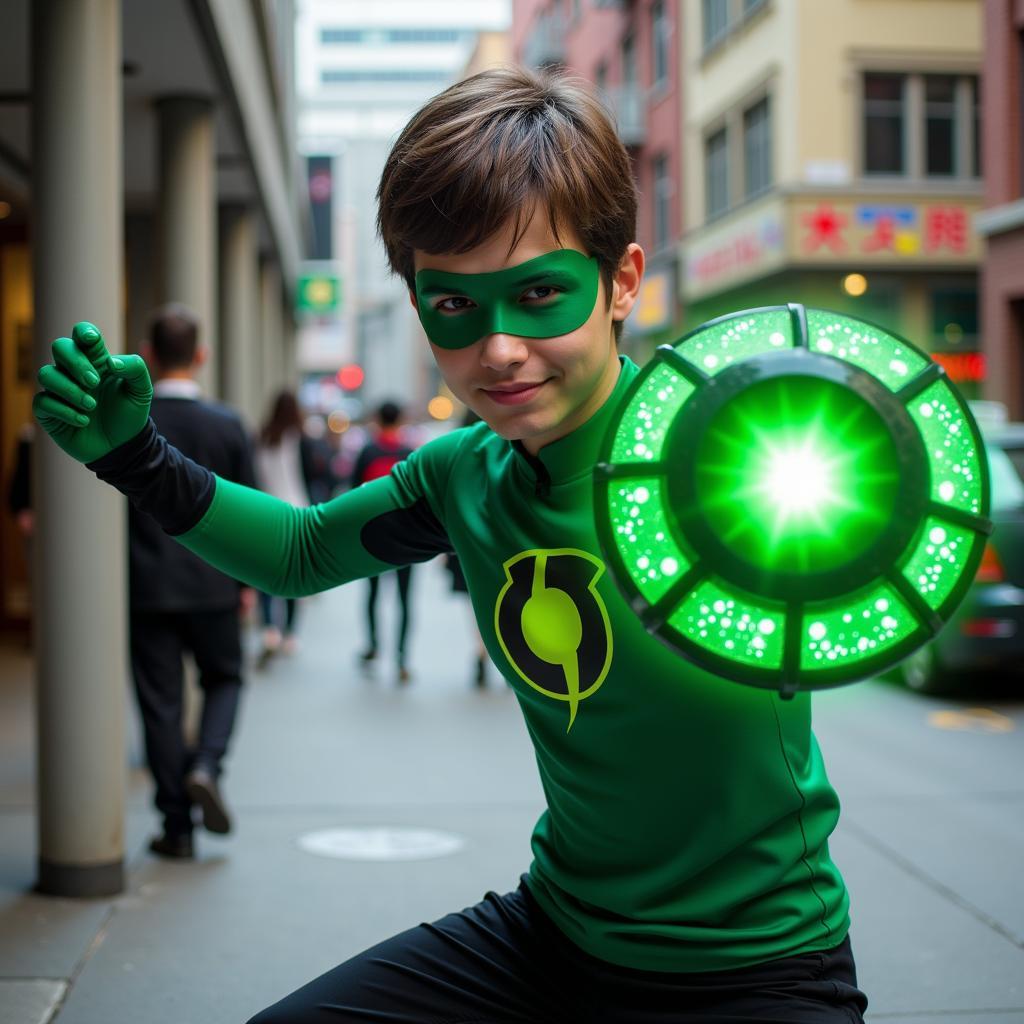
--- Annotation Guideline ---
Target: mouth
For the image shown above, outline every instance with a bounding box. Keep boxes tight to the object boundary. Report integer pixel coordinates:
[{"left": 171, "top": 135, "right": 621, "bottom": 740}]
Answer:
[{"left": 480, "top": 379, "right": 550, "bottom": 406}]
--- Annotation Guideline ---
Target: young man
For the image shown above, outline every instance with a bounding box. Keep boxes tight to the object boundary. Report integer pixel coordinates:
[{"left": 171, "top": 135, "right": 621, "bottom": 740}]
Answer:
[
  {"left": 130, "top": 304, "right": 256, "bottom": 858},
  {"left": 34, "top": 67, "right": 867, "bottom": 1021}
]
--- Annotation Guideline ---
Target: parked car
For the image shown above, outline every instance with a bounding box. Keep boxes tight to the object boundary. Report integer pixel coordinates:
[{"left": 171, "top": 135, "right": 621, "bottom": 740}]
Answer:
[{"left": 898, "top": 421, "right": 1024, "bottom": 694}]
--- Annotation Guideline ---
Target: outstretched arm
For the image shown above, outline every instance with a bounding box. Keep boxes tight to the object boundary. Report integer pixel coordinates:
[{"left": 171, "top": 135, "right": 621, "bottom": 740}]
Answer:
[{"left": 35, "top": 324, "right": 454, "bottom": 594}]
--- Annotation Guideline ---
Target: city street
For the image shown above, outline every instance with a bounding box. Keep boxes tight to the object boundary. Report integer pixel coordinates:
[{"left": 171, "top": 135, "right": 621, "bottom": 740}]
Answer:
[{"left": 0, "top": 557, "right": 1022, "bottom": 1023}]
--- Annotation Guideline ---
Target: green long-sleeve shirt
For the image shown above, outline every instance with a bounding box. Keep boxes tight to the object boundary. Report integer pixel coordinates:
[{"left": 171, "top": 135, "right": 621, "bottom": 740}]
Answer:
[{"left": 98, "top": 356, "right": 849, "bottom": 972}]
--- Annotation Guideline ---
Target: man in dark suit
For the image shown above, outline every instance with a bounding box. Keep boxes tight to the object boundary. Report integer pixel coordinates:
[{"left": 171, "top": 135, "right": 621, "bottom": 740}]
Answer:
[{"left": 131, "top": 304, "right": 256, "bottom": 859}]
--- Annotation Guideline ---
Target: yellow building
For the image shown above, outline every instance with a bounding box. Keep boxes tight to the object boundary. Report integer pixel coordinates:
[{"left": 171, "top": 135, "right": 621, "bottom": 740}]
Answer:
[{"left": 680, "top": 0, "right": 983, "bottom": 395}]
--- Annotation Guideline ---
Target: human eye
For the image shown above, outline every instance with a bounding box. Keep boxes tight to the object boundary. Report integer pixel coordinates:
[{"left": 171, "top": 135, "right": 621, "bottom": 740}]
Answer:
[
  {"left": 519, "top": 284, "right": 562, "bottom": 304},
  {"left": 434, "top": 295, "right": 476, "bottom": 315}
]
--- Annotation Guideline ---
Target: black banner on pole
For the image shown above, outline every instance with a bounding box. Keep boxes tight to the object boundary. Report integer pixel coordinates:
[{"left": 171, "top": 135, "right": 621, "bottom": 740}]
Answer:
[{"left": 307, "top": 156, "right": 334, "bottom": 260}]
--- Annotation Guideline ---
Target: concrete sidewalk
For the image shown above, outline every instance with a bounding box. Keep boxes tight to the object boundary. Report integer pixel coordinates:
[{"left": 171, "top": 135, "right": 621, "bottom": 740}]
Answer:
[{"left": 1, "top": 558, "right": 1023, "bottom": 1023}]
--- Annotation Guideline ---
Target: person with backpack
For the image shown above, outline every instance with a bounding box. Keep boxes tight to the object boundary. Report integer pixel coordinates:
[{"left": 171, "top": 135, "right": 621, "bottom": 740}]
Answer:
[{"left": 350, "top": 401, "right": 416, "bottom": 684}]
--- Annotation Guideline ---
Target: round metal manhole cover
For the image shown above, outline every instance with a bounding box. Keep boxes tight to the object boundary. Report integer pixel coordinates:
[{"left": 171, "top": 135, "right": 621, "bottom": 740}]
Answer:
[{"left": 297, "top": 827, "right": 466, "bottom": 862}]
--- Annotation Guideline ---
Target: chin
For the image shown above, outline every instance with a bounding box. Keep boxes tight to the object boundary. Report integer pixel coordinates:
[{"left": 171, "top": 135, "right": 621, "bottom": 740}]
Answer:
[
  {"left": 482, "top": 412, "right": 550, "bottom": 445},
  {"left": 485, "top": 419, "right": 528, "bottom": 441}
]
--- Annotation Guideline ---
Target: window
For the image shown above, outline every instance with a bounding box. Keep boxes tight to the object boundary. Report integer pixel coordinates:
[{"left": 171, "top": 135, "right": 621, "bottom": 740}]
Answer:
[
  {"left": 320, "top": 69, "right": 450, "bottom": 84},
  {"left": 622, "top": 33, "right": 636, "bottom": 86},
  {"left": 321, "top": 28, "right": 463, "bottom": 45},
  {"left": 653, "top": 153, "right": 672, "bottom": 250},
  {"left": 931, "top": 288, "right": 978, "bottom": 351},
  {"left": 864, "top": 73, "right": 905, "bottom": 174},
  {"left": 743, "top": 96, "right": 772, "bottom": 198},
  {"left": 973, "top": 74, "right": 983, "bottom": 180},
  {"left": 925, "top": 75, "right": 956, "bottom": 176},
  {"left": 863, "top": 71, "right": 980, "bottom": 178},
  {"left": 321, "top": 28, "right": 363, "bottom": 44},
  {"left": 705, "top": 128, "right": 729, "bottom": 220},
  {"left": 652, "top": 1, "right": 669, "bottom": 88},
  {"left": 702, "top": 0, "right": 730, "bottom": 52}
]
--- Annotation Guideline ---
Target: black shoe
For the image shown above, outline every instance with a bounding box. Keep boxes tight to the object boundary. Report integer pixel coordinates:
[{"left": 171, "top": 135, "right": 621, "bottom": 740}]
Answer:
[
  {"left": 149, "top": 832, "right": 194, "bottom": 860},
  {"left": 185, "top": 767, "right": 232, "bottom": 835},
  {"left": 360, "top": 648, "right": 377, "bottom": 663},
  {"left": 474, "top": 656, "right": 487, "bottom": 688}
]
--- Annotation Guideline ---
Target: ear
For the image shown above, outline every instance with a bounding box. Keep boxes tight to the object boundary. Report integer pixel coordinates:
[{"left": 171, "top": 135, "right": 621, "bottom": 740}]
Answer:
[
  {"left": 610, "top": 243, "right": 645, "bottom": 322},
  {"left": 194, "top": 345, "right": 209, "bottom": 368},
  {"left": 408, "top": 288, "right": 418, "bottom": 312}
]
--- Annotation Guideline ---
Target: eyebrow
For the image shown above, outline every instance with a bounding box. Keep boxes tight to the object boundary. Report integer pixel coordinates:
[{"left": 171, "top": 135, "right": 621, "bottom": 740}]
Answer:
[
  {"left": 417, "top": 282, "right": 473, "bottom": 297},
  {"left": 508, "top": 269, "right": 577, "bottom": 289},
  {"left": 417, "top": 268, "right": 578, "bottom": 297}
]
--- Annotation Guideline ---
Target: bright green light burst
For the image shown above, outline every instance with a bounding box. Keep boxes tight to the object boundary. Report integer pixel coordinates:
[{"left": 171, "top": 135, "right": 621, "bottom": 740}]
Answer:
[
  {"left": 758, "top": 438, "right": 843, "bottom": 522},
  {"left": 694, "top": 377, "right": 901, "bottom": 575}
]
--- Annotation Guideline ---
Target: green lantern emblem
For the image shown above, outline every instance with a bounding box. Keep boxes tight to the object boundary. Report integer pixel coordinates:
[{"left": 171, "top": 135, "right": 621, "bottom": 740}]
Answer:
[{"left": 594, "top": 304, "right": 992, "bottom": 695}]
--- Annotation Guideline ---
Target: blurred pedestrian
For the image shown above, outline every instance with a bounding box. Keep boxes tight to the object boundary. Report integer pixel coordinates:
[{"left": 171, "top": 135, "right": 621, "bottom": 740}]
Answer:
[
  {"left": 351, "top": 400, "right": 415, "bottom": 683},
  {"left": 255, "top": 389, "right": 311, "bottom": 664},
  {"left": 298, "top": 414, "right": 337, "bottom": 503},
  {"left": 131, "top": 303, "right": 257, "bottom": 859}
]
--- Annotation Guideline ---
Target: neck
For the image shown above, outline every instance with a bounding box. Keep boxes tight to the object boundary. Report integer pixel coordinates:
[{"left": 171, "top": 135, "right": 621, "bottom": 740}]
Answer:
[{"left": 155, "top": 368, "right": 195, "bottom": 383}]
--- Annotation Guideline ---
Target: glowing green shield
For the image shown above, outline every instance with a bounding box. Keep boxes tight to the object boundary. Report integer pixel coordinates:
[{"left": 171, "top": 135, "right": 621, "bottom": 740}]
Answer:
[{"left": 595, "top": 305, "right": 992, "bottom": 694}]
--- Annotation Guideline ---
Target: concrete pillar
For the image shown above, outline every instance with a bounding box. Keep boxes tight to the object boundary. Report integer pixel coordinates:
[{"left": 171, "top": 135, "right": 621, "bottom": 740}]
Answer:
[
  {"left": 157, "top": 96, "right": 217, "bottom": 394},
  {"left": 219, "top": 205, "right": 259, "bottom": 425},
  {"left": 31, "top": 0, "right": 126, "bottom": 897}
]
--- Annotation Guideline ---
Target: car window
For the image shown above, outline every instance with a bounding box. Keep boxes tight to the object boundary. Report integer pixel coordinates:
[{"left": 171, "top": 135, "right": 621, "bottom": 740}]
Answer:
[{"left": 988, "top": 445, "right": 1024, "bottom": 511}]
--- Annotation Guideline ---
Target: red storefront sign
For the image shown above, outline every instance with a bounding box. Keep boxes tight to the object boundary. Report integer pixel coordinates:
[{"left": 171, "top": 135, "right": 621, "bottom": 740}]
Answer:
[{"left": 932, "top": 352, "right": 986, "bottom": 383}]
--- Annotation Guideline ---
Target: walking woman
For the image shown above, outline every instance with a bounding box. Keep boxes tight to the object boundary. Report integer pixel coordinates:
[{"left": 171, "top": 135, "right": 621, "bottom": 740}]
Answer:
[{"left": 255, "top": 390, "right": 310, "bottom": 662}]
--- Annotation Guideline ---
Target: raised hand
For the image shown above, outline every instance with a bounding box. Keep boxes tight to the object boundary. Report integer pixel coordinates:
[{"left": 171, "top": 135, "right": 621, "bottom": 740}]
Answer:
[{"left": 33, "top": 322, "right": 153, "bottom": 463}]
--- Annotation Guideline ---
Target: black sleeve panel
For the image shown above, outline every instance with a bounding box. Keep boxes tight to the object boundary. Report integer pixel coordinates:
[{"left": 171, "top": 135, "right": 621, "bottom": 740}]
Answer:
[
  {"left": 359, "top": 495, "right": 452, "bottom": 565},
  {"left": 87, "top": 419, "right": 215, "bottom": 536}
]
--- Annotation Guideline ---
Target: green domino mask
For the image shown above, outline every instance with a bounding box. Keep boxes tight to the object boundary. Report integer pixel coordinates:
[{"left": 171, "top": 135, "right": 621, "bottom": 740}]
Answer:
[{"left": 414, "top": 249, "right": 600, "bottom": 350}]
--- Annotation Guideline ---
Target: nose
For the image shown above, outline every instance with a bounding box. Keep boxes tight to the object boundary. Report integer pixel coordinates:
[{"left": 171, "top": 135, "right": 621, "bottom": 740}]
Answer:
[{"left": 479, "top": 332, "right": 529, "bottom": 371}]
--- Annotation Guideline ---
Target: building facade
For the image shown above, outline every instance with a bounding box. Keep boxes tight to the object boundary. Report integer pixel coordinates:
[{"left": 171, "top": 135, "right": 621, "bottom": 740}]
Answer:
[
  {"left": 513, "top": 0, "right": 684, "bottom": 355},
  {"left": 295, "top": 0, "right": 511, "bottom": 414},
  {"left": 682, "top": 0, "right": 984, "bottom": 399},
  {"left": 976, "top": 0, "right": 1024, "bottom": 419}
]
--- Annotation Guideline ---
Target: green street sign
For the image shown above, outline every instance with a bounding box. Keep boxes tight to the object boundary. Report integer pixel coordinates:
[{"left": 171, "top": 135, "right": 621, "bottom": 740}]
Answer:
[{"left": 297, "top": 273, "right": 341, "bottom": 314}]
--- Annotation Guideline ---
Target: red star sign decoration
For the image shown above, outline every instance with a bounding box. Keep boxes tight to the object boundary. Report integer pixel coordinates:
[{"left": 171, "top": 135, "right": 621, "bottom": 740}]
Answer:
[{"left": 802, "top": 204, "right": 848, "bottom": 253}]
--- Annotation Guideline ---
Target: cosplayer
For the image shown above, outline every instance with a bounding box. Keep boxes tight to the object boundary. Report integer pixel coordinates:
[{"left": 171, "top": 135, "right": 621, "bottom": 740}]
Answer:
[{"left": 34, "top": 67, "right": 867, "bottom": 1022}]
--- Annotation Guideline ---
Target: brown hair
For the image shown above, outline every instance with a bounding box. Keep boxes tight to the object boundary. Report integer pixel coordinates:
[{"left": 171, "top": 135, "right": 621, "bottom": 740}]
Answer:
[
  {"left": 260, "top": 389, "right": 303, "bottom": 447},
  {"left": 376, "top": 65, "right": 637, "bottom": 336},
  {"left": 149, "top": 302, "right": 199, "bottom": 369}
]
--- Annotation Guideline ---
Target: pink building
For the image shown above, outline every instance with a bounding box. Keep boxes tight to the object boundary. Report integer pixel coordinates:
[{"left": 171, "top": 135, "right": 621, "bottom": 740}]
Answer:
[
  {"left": 513, "top": 0, "right": 684, "bottom": 350},
  {"left": 977, "top": 0, "right": 1024, "bottom": 418}
]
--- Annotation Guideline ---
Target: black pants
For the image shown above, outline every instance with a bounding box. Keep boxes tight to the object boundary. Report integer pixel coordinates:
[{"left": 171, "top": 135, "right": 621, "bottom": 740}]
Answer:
[
  {"left": 260, "top": 591, "right": 299, "bottom": 634},
  {"left": 130, "top": 608, "right": 243, "bottom": 837},
  {"left": 247, "top": 879, "right": 867, "bottom": 1023},
  {"left": 365, "top": 567, "right": 413, "bottom": 664}
]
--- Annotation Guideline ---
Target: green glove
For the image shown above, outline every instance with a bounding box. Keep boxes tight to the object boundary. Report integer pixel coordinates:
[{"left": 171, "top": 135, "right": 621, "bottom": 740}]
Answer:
[{"left": 33, "top": 322, "right": 153, "bottom": 464}]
